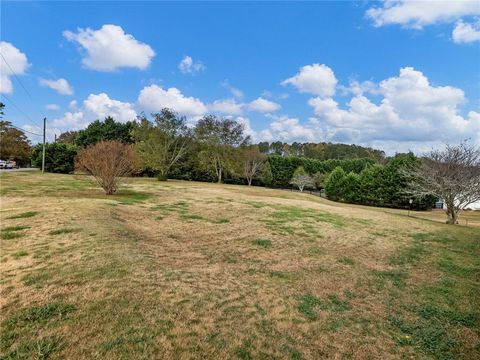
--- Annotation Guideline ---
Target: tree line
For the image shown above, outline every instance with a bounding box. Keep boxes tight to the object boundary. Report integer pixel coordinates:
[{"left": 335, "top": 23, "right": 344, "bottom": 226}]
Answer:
[{"left": 2, "top": 103, "right": 478, "bottom": 223}]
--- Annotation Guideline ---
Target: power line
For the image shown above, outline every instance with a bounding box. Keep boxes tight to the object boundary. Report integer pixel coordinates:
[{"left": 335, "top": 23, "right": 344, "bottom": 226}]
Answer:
[
  {"left": 1, "top": 93, "right": 41, "bottom": 127},
  {"left": 9, "top": 123, "right": 43, "bottom": 137},
  {"left": 0, "top": 53, "right": 33, "bottom": 99}
]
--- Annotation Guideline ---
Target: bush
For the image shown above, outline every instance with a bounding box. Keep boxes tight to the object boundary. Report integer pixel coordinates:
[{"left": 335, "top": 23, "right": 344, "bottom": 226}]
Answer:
[
  {"left": 75, "top": 141, "right": 138, "bottom": 195},
  {"left": 31, "top": 143, "right": 78, "bottom": 173},
  {"left": 267, "top": 155, "right": 374, "bottom": 186},
  {"left": 325, "top": 167, "right": 346, "bottom": 201}
]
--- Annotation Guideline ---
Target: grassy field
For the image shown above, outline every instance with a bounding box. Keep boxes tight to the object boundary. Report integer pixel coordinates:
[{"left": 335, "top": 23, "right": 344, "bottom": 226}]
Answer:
[{"left": 1, "top": 171, "right": 479, "bottom": 359}]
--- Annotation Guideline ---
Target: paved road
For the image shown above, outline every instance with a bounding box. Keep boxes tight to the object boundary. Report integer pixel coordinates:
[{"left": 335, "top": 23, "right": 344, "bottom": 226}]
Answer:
[{"left": 0, "top": 168, "right": 39, "bottom": 172}]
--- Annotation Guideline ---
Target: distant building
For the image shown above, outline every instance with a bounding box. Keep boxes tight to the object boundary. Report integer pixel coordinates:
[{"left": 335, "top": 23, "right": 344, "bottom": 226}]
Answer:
[{"left": 439, "top": 199, "right": 480, "bottom": 211}]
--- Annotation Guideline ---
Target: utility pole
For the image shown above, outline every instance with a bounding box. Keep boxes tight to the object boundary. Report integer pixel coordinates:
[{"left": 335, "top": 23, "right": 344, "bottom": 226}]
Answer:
[{"left": 42, "top": 117, "right": 46, "bottom": 174}]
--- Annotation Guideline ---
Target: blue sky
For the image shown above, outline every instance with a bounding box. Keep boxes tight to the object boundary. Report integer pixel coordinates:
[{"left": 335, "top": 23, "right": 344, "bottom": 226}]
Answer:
[{"left": 1, "top": 0, "right": 479, "bottom": 154}]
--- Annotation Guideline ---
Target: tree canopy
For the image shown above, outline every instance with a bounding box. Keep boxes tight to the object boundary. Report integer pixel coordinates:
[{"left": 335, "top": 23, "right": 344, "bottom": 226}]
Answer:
[{"left": 75, "top": 116, "right": 135, "bottom": 147}]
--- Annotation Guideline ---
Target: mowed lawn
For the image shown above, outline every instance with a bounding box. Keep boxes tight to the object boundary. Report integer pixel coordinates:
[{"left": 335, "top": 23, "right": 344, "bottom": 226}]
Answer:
[{"left": 1, "top": 171, "right": 479, "bottom": 360}]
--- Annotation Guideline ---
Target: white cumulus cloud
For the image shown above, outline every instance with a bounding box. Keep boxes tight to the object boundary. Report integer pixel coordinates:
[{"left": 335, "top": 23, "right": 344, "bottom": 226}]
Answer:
[
  {"left": 251, "top": 65, "right": 479, "bottom": 153},
  {"left": 178, "top": 55, "right": 205, "bottom": 74},
  {"left": 138, "top": 85, "right": 207, "bottom": 117},
  {"left": 83, "top": 93, "right": 137, "bottom": 123},
  {"left": 0, "top": 41, "right": 29, "bottom": 94},
  {"left": 39, "top": 78, "right": 74, "bottom": 95},
  {"left": 307, "top": 67, "right": 479, "bottom": 144},
  {"left": 63, "top": 24, "right": 155, "bottom": 71},
  {"left": 51, "top": 93, "right": 137, "bottom": 131},
  {"left": 452, "top": 19, "right": 480, "bottom": 43},
  {"left": 45, "top": 104, "right": 60, "bottom": 111},
  {"left": 281, "top": 63, "right": 337, "bottom": 97},
  {"left": 366, "top": 0, "right": 480, "bottom": 29},
  {"left": 248, "top": 97, "right": 281, "bottom": 113},
  {"left": 209, "top": 99, "right": 244, "bottom": 115}
]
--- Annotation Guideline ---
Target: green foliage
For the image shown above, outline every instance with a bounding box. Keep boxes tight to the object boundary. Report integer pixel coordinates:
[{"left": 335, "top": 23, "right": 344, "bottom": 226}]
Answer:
[
  {"left": 325, "top": 154, "right": 436, "bottom": 209},
  {"left": 133, "top": 110, "right": 190, "bottom": 180},
  {"left": 324, "top": 167, "right": 346, "bottom": 201},
  {"left": 267, "top": 155, "right": 373, "bottom": 186},
  {"left": 258, "top": 141, "right": 385, "bottom": 162},
  {"left": 75, "top": 116, "right": 135, "bottom": 147},
  {"left": 194, "top": 115, "right": 249, "bottom": 183},
  {"left": 31, "top": 142, "right": 78, "bottom": 173}
]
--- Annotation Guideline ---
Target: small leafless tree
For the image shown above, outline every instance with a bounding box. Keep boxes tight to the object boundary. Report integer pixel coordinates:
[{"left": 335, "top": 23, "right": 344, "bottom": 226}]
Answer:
[
  {"left": 404, "top": 141, "right": 480, "bottom": 224},
  {"left": 290, "top": 166, "right": 315, "bottom": 192},
  {"left": 242, "top": 145, "right": 265, "bottom": 186},
  {"left": 76, "top": 140, "right": 138, "bottom": 195}
]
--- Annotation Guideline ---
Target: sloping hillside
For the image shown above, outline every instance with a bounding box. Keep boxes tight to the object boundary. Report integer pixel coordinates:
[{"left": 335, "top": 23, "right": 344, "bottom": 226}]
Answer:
[{"left": 1, "top": 171, "right": 479, "bottom": 359}]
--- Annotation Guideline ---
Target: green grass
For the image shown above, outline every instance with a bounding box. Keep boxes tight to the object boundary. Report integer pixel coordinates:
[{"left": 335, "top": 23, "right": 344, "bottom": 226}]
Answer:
[
  {"left": 49, "top": 228, "right": 81, "bottom": 236},
  {"left": 382, "top": 227, "right": 480, "bottom": 359},
  {"left": 338, "top": 256, "right": 355, "bottom": 266},
  {"left": 114, "top": 190, "right": 151, "bottom": 205},
  {"left": 180, "top": 213, "right": 206, "bottom": 221},
  {"left": 251, "top": 239, "right": 272, "bottom": 248},
  {"left": 263, "top": 205, "right": 344, "bottom": 238},
  {"left": 296, "top": 293, "right": 352, "bottom": 320},
  {"left": 0, "top": 231, "right": 25, "bottom": 240},
  {"left": 6, "top": 211, "right": 38, "bottom": 219},
  {"left": 13, "top": 250, "right": 28, "bottom": 259},
  {"left": 212, "top": 217, "right": 230, "bottom": 224},
  {"left": 1, "top": 303, "right": 75, "bottom": 358},
  {"left": 2, "top": 225, "right": 30, "bottom": 232}
]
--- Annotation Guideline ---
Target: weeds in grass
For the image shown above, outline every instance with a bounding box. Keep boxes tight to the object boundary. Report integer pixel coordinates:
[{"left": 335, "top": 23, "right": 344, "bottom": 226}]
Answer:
[
  {"left": 2, "top": 335, "right": 65, "bottom": 360},
  {"left": 212, "top": 218, "right": 230, "bottom": 224},
  {"left": 263, "top": 205, "right": 344, "bottom": 238},
  {"left": 6, "top": 211, "right": 38, "bottom": 219},
  {"left": 338, "top": 256, "right": 355, "bottom": 266},
  {"left": 13, "top": 250, "right": 28, "bottom": 259},
  {"left": 0, "top": 231, "right": 25, "bottom": 240},
  {"left": 49, "top": 228, "right": 81, "bottom": 236},
  {"left": 296, "top": 293, "right": 351, "bottom": 320},
  {"left": 1, "top": 303, "right": 75, "bottom": 355},
  {"left": 251, "top": 239, "right": 272, "bottom": 248},
  {"left": 115, "top": 190, "right": 151, "bottom": 205},
  {"left": 2, "top": 225, "right": 30, "bottom": 232},
  {"left": 244, "top": 201, "right": 267, "bottom": 208},
  {"left": 390, "top": 233, "right": 428, "bottom": 266},
  {"left": 181, "top": 213, "right": 206, "bottom": 221}
]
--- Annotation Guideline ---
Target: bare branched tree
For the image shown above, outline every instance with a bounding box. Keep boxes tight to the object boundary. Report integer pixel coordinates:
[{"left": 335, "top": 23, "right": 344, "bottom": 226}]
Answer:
[
  {"left": 290, "top": 166, "right": 315, "bottom": 192},
  {"left": 403, "top": 141, "right": 480, "bottom": 224},
  {"left": 242, "top": 145, "right": 265, "bottom": 186},
  {"left": 76, "top": 140, "right": 138, "bottom": 195}
]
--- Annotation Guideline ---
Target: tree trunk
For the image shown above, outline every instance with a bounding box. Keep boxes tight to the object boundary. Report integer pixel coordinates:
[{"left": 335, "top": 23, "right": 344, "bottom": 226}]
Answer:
[
  {"left": 445, "top": 204, "right": 458, "bottom": 224},
  {"left": 217, "top": 168, "right": 222, "bottom": 183},
  {"left": 247, "top": 177, "right": 252, "bottom": 186}
]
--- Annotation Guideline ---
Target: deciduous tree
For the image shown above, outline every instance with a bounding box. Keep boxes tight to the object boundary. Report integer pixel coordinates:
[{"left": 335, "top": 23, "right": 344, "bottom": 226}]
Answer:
[
  {"left": 134, "top": 109, "right": 190, "bottom": 181},
  {"left": 290, "top": 166, "right": 315, "bottom": 192},
  {"left": 0, "top": 120, "right": 31, "bottom": 165},
  {"left": 241, "top": 145, "right": 265, "bottom": 186},
  {"left": 194, "top": 115, "right": 249, "bottom": 183},
  {"left": 404, "top": 142, "right": 480, "bottom": 224}
]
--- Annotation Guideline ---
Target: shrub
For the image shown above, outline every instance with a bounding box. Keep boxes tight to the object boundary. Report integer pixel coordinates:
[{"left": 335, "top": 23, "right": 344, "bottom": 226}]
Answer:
[
  {"left": 75, "top": 140, "right": 138, "bottom": 195},
  {"left": 324, "top": 167, "right": 346, "bottom": 200}
]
